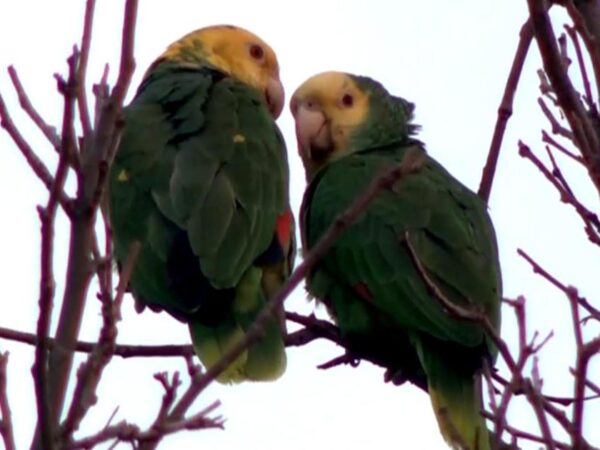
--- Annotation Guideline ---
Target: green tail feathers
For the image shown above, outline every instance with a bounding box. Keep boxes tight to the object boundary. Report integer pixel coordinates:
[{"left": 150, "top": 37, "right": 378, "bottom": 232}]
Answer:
[
  {"left": 417, "top": 340, "right": 490, "bottom": 450},
  {"left": 427, "top": 365, "right": 489, "bottom": 450},
  {"left": 188, "top": 267, "right": 286, "bottom": 383}
]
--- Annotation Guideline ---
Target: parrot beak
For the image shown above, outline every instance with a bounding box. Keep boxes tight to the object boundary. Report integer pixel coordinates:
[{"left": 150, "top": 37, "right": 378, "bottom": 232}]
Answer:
[
  {"left": 291, "top": 99, "right": 333, "bottom": 162},
  {"left": 265, "top": 77, "right": 285, "bottom": 118}
]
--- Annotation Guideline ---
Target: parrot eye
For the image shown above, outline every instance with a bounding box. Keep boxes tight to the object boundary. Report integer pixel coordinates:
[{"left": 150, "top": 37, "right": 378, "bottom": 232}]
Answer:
[
  {"left": 342, "top": 93, "right": 354, "bottom": 107},
  {"left": 305, "top": 98, "right": 318, "bottom": 110},
  {"left": 249, "top": 44, "right": 265, "bottom": 60}
]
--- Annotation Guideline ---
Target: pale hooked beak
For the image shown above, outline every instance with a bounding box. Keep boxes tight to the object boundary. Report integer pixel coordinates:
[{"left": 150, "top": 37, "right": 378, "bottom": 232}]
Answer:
[
  {"left": 291, "top": 99, "right": 332, "bottom": 162},
  {"left": 265, "top": 77, "right": 284, "bottom": 118}
]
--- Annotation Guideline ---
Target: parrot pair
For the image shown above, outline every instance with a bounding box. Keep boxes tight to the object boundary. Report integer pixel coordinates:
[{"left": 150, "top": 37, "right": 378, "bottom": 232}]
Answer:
[{"left": 109, "top": 25, "right": 502, "bottom": 450}]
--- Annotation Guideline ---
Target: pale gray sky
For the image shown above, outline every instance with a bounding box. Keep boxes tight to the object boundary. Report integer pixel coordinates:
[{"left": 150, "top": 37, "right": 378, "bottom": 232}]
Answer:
[{"left": 0, "top": 1, "right": 599, "bottom": 449}]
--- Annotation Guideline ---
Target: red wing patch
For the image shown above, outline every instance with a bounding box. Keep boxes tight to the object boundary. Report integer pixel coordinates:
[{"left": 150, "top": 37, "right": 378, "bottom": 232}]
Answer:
[
  {"left": 276, "top": 209, "right": 294, "bottom": 250},
  {"left": 353, "top": 282, "right": 374, "bottom": 303}
]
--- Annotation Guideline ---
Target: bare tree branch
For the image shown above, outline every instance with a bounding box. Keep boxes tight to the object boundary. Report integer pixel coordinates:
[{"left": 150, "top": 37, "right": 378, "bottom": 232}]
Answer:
[
  {"left": 479, "top": 19, "right": 534, "bottom": 202},
  {"left": 76, "top": 0, "right": 95, "bottom": 137},
  {"left": 59, "top": 243, "right": 140, "bottom": 444},
  {"left": 36, "top": 2, "right": 138, "bottom": 448},
  {"left": 564, "top": 24, "right": 597, "bottom": 111},
  {"left": 68, "top": 400, "right": 223, "bottom": 449},
  {"left": 7, "top": 66, "right": 61, "bottom": 151},
  {"left": 0, "top": 353, "right": 15, "bottom": 450},
  {"left": 573, "top": 337, "right": 600, "bottom": 449},
  {"left": 32, "top": 48, "right": 80, "bottom": 450},
  {"left": 528, "top": 0, "right": 600, "bottom": 195},
  {"left": 0, "top": 77, "right": 71, "bottom": 213},
  {"left": 517, "top": 248, "right": 600, "bottom": 321},
  {"left": 566, "top": 0, "right": 600, "bottom": 105},
  {"left": 542, "top": 130, "right": 583, "bottom": 163},
  {"left": 518, "top": 141, "right": 600, "bottom": 246}
]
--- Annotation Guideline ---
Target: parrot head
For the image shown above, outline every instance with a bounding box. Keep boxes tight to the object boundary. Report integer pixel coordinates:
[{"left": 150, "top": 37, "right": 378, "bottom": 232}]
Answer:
[
  {"left": 157, "top": 25, "right": 284, "bottom": 117},
  {"left": 291, "top": 71, "right": 418, "bottom": 179}
]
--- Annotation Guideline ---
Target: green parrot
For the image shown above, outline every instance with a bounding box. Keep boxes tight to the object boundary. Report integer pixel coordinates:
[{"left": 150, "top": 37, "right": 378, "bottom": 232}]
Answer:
[
  {"left": 292, "top": 71, "right": 501, "bottom": 450},
  {"left": 109, "top": 25, "right": 295, "bottom": 383}
]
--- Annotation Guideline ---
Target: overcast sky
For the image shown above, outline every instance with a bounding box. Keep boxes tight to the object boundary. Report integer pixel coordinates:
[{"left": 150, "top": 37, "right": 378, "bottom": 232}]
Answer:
[{"left": 1, "top": 1, "right": 599, "bottom": 449}]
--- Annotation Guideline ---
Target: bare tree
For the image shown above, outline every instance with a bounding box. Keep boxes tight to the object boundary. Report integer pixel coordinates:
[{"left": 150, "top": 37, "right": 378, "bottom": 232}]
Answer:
[{"left": 0, "top": 1, "right": 598, "bottom": 449}]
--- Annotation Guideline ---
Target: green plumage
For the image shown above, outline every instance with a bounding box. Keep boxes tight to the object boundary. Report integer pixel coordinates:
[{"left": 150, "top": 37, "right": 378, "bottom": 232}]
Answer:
[
  {"left": 109, "top": 56, "right": 291, "bottom": 382},
  {"left": 298, "top": 74, "right": 501, "bottom": 449}
]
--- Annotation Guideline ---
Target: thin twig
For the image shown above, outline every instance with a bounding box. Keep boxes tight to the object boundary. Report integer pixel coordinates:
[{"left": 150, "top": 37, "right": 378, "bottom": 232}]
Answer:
[
  {"left": 7, "top": 66, "right": 61, "bottom": 151},
  {"left": 517, "top": 248, "right": 600, "bottom": 322},
  {"left": 527, "top": 359, "right": 556, "bottom": 450},
  {"left": 479, "top": 19, "right": 533, "bottom": 202},
  {"left": 68, "top": 401, "right": 223, "bottom": 449},
  {"left": 76, "top": 0, "right": 95, "bottom": 137},
  {"left": 577, "top": 370, "right": 600, "bottom": 397},
  {"left": 564, "top": 24, "right": 596, "bottom": 112},
  {"left": 542, "top": 129, "right": 583, "bottom": 163},
  {"left": 0, "top": 326, "right": 194, "bottom": 358},
  {"left": 0, "top": 353, "right": 15, "bottom": 450},
  {"left": 0, "top": 318, "right": 340, "bottom": 359},
  {"left": 545, "top": 145, "right": 575, "bottom": 198},
  {"left": 83, "top": 0, "right": 136, "bottom": 202},
  {"left": 114, "top": 242, "right": 141, "bottom": 315},
  {"left": 538, "top": 96, "right": 575, "bottom": 139},
  {"left": 482, "top": 411, "right": 572, "bottom": 450},
  {"left": 0, "top": 86, "right": 71, "bottom": 213},
  {"left": 491, "top": 298, "right": 536, "bottom": 447},
  {"left": 518, "top": 141, "right": 600, "bottom": 246},
  {"left": 566, "top": 0, "right": 600, "bottom": 105},
  {"left": 152, "top": 372, "right": 182, "bottom": 426}
]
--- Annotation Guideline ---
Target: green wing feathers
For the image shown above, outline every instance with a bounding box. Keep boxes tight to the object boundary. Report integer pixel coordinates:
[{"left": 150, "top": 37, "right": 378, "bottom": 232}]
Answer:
[
  {"left": 302, "top": 143, "right": 501, "bottom": 448},
  {"left": 110, "top": 62, "right": 291, "bottom": 382},
  {"left": 303, "top": 145, "right": 500, "bottom": 346}
]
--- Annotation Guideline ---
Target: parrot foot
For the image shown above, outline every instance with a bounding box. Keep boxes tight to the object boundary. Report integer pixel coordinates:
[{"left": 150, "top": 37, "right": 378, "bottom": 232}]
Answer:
[
  {"left": 317, "top": 352, "right": 360, "bottom": 370},
  {"left": 384, "top": 368, "right": 410, "bottom": 386}
]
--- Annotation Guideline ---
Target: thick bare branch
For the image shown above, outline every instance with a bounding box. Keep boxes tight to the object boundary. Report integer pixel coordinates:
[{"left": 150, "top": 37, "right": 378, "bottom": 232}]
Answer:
[
  {"left": 33, "top": 49, "right": 79, "bottom": 450},
  {"left": 60, "top": 243, "right": 139, "bottom": 443},
  {"left": 573, "top": 337, "right": 600, "bottom": 449},
  {"left": 566, "top": 0, "right": 600, "bottom": 104},
  {"left": 40, "top": 4, "right": 139, "bottom": 446},
  {"left": 528, "top": 0, "right": 600, "bottom": 195}
]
